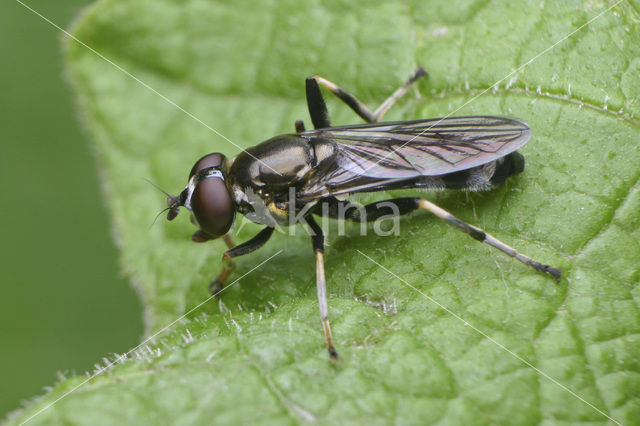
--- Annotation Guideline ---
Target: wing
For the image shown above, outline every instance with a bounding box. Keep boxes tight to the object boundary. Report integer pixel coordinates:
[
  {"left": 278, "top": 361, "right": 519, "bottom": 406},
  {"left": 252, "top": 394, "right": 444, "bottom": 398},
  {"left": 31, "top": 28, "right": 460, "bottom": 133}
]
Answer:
[{"left": 298, "top": 116, "right": 531, "bottom": 199}]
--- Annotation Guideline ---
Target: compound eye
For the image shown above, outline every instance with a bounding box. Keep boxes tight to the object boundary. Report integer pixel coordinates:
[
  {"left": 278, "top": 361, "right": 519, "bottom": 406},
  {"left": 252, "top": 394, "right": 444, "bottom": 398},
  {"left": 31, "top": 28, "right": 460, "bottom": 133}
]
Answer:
[
  {"left": 190, "top": 177, "right": 234, "bottom": 239},
  {"left": 189, "top": 153, "right": 226, "bottom": 179}
]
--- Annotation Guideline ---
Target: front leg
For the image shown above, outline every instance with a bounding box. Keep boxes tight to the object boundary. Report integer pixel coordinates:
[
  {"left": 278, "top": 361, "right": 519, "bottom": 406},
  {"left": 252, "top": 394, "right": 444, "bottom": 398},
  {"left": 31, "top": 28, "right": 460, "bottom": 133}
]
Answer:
[
  {"left": 306, "top": 215, "right": 340, "bottom": 361},
  {"left": 209, "top": 227, "right": 275, "bottom": 295},
  {"left": 192, "top": 230, "right": 237, "bottom": 249}
]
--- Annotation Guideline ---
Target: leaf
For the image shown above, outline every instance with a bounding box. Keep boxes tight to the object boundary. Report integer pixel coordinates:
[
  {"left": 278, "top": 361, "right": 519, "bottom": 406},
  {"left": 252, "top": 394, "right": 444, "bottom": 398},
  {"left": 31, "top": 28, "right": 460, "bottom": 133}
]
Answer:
[{"left": 7, "top": 0, "right": 640, "bottom": 424}]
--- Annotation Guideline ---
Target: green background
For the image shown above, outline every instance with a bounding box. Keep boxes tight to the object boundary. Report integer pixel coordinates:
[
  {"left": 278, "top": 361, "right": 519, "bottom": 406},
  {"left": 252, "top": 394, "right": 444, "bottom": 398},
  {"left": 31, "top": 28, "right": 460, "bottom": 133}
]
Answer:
[{"left": 0, "top": 0, "right": 142, "bottom": 418}]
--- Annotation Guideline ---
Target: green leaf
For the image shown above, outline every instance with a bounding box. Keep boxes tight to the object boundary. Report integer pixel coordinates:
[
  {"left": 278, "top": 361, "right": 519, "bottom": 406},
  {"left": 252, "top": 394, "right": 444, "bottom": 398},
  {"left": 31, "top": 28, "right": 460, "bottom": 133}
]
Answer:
[{"left": 8, "top": 0, "right": 640, "bottom": 424}]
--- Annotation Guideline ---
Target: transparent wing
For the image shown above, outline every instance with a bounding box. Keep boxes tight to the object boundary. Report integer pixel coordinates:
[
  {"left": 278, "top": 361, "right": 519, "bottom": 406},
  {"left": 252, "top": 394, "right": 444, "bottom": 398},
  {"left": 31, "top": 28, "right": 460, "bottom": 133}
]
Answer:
[{"left": 298, "top": 116, "right": 531, "bottom": 199}]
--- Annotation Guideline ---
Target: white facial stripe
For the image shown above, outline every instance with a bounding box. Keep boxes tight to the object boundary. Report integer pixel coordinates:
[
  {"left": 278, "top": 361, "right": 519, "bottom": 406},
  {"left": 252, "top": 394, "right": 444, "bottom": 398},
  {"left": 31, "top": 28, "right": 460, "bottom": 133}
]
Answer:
[
  {"left": 204, "top": 169, "right": 224, "bottom": 180},
  {"left": 183, "top": 177, "right": 196, "bottom": 211},
  {"left": 183, "top": 168, "right": 225, "bottom": 211}
]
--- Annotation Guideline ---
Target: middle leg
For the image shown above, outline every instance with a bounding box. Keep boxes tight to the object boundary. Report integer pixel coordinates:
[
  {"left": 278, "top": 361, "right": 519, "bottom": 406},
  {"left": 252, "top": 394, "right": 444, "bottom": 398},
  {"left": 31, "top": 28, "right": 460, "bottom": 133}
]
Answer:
[
  {"left": 306, "top": 67, "right": 427, "bottom": 126},
  {"left": 305, "top": 215, "right": 340, "bottom": 361}
]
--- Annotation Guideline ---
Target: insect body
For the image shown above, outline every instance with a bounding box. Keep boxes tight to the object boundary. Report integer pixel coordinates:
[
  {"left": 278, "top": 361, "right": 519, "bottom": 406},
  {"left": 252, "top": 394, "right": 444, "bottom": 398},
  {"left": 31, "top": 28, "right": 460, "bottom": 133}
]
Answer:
[{"left": 166, "top": 68, "right": 561, "bottom": 361}]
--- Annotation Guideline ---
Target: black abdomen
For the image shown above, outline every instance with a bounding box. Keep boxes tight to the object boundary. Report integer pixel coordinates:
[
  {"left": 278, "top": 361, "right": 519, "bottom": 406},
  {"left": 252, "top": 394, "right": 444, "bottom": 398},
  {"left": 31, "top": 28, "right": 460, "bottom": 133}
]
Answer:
[{"left": 436, "top": 151, "right": 525, "bottom": 190}]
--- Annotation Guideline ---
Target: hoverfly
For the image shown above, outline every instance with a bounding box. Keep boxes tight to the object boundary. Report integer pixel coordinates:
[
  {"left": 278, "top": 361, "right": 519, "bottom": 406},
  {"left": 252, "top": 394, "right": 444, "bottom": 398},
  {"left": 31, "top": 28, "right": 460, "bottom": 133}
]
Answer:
[{"left": 165, "top": 68, "right": 561, "bottom": 361}]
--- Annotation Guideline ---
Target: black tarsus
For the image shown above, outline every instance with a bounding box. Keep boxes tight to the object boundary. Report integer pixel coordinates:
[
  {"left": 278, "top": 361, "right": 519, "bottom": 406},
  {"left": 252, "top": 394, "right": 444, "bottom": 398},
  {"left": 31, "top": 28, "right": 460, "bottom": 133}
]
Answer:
[
  {"left": 410, "top": 67, "right": 428, "bottom": 83},
  {"left": 545, "top": 266, "right": 562, "bottom": 282}
]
